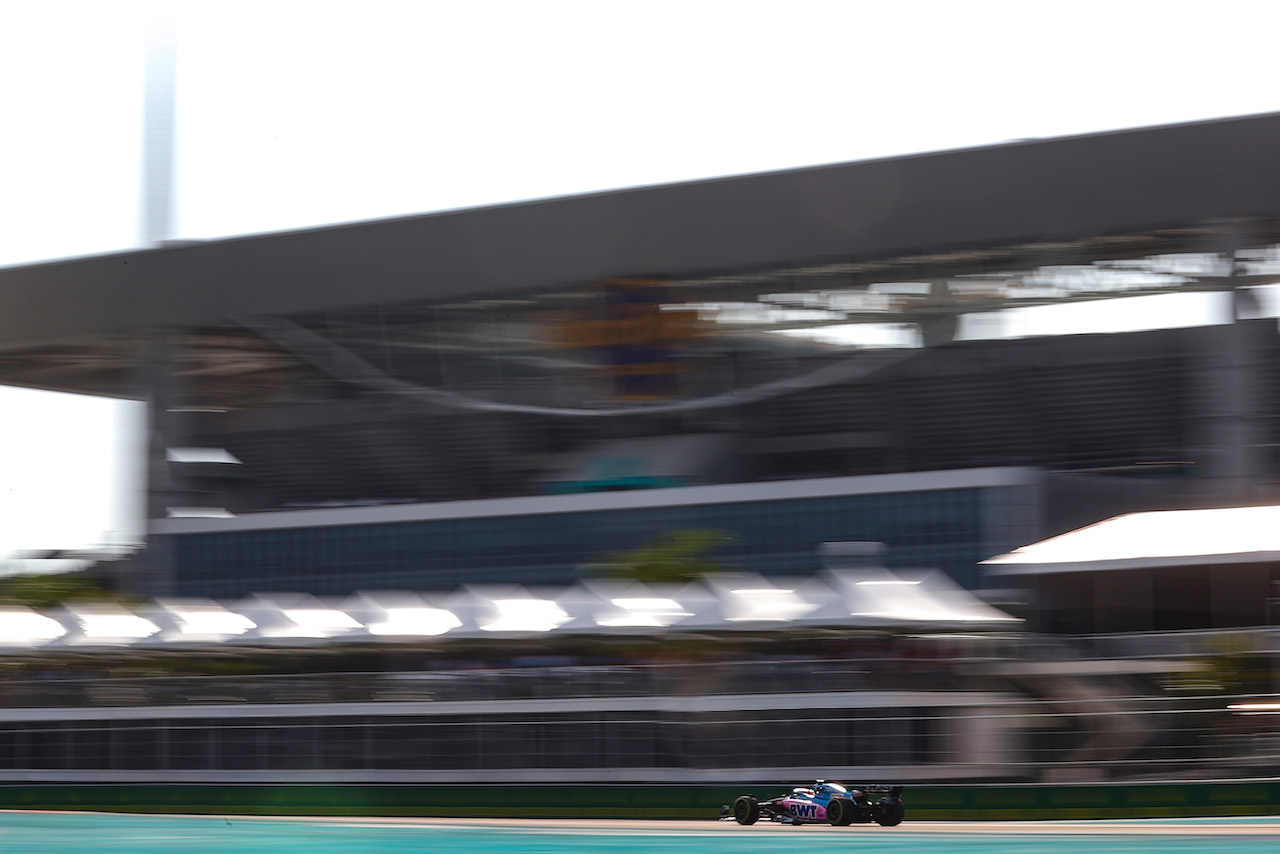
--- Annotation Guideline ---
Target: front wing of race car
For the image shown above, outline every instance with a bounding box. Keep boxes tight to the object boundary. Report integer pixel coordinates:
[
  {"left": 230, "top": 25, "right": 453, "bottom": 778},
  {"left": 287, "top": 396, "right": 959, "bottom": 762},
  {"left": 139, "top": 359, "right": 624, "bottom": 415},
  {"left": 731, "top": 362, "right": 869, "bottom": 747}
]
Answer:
[{"left": 719, "top": 784, "right": 905, "bottom": 827}]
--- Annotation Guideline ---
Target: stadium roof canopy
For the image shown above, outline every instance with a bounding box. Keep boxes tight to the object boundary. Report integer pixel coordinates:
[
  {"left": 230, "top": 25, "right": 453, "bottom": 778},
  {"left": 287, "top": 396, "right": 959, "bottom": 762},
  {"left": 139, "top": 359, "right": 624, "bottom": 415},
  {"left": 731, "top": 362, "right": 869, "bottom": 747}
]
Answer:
[{"left": 3, "top": 111, "right": 1280, "bottom": 363}]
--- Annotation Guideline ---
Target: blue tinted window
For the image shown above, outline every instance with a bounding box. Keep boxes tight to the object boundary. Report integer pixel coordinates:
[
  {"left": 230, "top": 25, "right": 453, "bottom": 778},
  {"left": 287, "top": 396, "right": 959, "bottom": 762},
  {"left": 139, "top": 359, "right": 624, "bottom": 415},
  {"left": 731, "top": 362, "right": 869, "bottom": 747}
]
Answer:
[{"left": 172, "top": 485, "right": 1015, "bottom": 596}]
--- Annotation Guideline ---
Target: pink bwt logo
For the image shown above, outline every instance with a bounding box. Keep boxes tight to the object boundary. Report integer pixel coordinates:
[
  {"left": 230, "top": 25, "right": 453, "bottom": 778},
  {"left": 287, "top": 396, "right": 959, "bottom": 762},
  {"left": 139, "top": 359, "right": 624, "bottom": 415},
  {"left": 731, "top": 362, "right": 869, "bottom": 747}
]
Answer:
[{"left": 786, "top": 801, "right": 825, "bottom": 820}]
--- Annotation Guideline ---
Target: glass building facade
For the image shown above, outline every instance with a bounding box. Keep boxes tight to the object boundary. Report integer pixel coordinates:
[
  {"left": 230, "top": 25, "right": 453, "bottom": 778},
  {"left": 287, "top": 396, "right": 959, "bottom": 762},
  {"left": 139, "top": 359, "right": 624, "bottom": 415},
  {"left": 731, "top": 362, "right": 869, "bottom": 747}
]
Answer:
[{"left": 166, "top": 470, "right": 1039, "bottom": 598}]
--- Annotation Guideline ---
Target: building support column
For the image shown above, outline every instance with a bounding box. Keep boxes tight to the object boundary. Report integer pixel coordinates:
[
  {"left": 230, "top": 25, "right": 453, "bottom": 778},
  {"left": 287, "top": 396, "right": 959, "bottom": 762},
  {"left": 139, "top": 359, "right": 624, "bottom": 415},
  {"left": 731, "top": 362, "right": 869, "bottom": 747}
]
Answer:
[
  {"left": 1189, "top": 227, "right": 1267, "bottom": 506},
  {"left": 121, "top": 332, "right": 185, "bottom": 597}
]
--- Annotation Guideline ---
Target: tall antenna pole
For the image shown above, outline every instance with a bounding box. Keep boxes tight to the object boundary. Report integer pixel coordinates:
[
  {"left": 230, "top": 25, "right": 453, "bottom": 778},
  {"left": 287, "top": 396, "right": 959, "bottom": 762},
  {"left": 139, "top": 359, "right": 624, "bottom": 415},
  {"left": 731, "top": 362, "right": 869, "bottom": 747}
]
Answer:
[{"left": 141, "top": 4, "right": 177, "bottom": 246}]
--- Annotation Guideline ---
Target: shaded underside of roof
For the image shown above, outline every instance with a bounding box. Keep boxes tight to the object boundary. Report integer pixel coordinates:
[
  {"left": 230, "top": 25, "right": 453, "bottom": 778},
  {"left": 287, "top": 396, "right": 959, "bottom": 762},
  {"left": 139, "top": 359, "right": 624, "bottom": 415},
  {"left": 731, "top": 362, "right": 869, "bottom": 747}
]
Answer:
[{"left": 2, "top": 111, "right": 1280, "bottom": 353}]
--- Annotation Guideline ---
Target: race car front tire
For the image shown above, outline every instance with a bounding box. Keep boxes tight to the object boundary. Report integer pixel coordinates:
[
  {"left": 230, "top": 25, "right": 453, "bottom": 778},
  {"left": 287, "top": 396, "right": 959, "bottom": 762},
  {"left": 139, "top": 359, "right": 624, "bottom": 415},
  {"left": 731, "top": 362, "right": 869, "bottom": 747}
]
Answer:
[
  {"left": 826, "top": 797, "right": 856, "bottom": 826},
  {"left": 732, "top": 796, "right": 760, "bottom": 825},
  {"left": 875, "top": 798, "right": 905, "bottom": 827}
]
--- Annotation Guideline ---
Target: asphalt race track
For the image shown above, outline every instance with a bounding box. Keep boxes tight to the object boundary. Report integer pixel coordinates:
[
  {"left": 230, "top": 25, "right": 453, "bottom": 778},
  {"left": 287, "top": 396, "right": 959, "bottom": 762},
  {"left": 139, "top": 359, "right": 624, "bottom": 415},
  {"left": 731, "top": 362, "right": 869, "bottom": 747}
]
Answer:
[{"left": 0, "top": 812, "right": 1276, "bottom": 853}]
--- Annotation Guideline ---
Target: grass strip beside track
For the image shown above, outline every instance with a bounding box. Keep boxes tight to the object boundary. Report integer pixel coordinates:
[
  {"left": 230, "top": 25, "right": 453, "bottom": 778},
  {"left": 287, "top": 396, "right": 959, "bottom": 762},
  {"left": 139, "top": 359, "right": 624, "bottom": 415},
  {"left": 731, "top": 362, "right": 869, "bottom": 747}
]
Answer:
[{"left": 0, "top": 781, "right": 1278, "bottom": 821}]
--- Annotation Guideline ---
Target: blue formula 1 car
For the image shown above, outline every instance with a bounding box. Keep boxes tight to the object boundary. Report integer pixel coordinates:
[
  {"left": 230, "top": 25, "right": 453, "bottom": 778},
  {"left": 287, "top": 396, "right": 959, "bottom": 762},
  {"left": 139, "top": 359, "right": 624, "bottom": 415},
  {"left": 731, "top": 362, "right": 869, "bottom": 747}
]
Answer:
[{"left": 720, "top": 781, "right": 905, "bottom": 827}]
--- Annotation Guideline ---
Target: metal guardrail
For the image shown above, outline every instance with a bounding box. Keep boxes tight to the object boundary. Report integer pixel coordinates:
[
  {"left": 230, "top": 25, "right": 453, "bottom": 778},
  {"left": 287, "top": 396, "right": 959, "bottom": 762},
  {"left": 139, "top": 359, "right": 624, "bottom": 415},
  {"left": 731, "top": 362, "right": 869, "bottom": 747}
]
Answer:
[
  {"left": 1052, "top": 628, "right": 1279, "bottom": 660},
  {"left": 0, "top": 689, "right": 1275, "bottom": 784},
  {"left": 0, "top": 632, "right": 1272, "bottom": 784},
  {"left": 0, "top": 657, "right": 975, "bottom": 708},
  {"left": 0, "top": 628, "right": 1273, "bottom": 709}
]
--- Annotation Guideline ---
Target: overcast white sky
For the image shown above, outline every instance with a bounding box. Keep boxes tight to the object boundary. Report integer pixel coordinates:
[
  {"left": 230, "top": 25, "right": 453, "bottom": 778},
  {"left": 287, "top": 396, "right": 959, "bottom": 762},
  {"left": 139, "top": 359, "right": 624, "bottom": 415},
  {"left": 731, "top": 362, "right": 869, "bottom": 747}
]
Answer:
[{"left": 1, "top": 0, "right": 1279, "bottom": 558}]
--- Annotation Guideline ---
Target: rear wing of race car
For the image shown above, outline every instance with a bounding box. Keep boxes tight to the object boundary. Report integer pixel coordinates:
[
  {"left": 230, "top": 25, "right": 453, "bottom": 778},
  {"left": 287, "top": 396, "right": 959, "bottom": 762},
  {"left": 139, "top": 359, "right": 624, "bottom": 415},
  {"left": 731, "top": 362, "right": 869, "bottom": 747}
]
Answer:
[{"left": 856, "top": 785, "right": 904, "bottom": 797}]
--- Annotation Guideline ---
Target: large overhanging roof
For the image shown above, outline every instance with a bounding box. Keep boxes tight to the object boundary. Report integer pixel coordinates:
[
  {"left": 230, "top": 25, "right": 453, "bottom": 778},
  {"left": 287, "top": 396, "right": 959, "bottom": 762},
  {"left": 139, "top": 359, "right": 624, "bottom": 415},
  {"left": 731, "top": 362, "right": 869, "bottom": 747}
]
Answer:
[
  {"left": 3, "top": 112, "right": 1280, "bottom": 355},
  {"left": 982, "top": 505, "right": 1280, "bottom": 575}
]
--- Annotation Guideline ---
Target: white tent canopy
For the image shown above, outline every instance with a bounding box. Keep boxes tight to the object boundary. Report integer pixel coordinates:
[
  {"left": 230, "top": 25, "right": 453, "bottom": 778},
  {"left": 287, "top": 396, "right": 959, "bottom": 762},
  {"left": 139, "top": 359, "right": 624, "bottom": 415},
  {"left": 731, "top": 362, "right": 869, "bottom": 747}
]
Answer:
[
  {"left": 0, "top": 569, "right": 1019, "bottom": 651},
  {"left": 982, "top": 504, "right": 1280, "bottom": 576}
]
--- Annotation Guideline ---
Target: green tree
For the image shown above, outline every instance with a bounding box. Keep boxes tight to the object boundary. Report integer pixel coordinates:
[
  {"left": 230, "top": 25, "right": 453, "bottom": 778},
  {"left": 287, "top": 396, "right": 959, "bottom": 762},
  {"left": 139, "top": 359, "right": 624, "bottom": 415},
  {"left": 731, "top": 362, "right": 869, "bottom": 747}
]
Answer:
[
  {"left": 592, "top": 529, "right": 734, "bottom": 585},
  {"left": 0, "top": 572, "right": 131, "bottom": 610}
]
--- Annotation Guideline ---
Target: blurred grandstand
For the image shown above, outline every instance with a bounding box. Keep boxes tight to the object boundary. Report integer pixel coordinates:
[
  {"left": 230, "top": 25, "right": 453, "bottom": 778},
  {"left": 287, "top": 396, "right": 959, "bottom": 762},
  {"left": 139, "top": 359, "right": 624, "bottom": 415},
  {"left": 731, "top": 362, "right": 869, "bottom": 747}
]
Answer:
[{"left": 0, "top": 113, "right": 1279, "bottom": 786}]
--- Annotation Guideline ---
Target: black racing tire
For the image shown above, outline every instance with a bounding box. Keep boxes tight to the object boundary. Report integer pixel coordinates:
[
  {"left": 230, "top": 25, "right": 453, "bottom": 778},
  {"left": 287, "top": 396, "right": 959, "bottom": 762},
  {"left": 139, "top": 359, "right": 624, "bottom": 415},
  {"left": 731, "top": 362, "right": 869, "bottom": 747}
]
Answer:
[
  {"left": 876, "top": 798, "right": 905, "bottom": 827},
  {"left": 732, "top": 795, "right": 760, "bottom": 825},
  {"left": 826, "top": 797, "right": 856, "bottom": 826}
]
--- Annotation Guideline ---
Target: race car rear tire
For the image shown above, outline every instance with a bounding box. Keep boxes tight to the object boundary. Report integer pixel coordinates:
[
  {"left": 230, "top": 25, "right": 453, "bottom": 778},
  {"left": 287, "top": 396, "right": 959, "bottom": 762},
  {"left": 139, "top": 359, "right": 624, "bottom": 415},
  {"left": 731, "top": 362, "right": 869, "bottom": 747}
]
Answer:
[
  {"left": 826, "top": 797, "right": 856, "bottom": 826},
  {"left": 875, "top": 798, "right": 905, "bottom": 827},
  {"left": 732, "top": 796, "right": 760, "bottom": 825}
]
